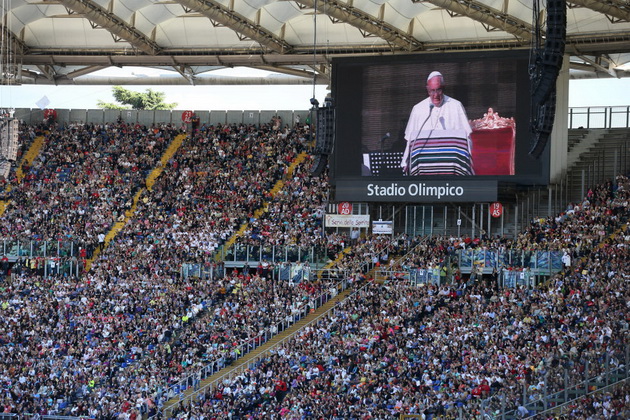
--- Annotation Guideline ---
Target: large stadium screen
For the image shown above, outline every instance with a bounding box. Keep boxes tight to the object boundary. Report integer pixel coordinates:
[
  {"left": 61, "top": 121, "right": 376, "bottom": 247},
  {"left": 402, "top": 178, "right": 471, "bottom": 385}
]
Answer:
[{"left": 330, "top": 51, "right": 550, "bottom": 202}]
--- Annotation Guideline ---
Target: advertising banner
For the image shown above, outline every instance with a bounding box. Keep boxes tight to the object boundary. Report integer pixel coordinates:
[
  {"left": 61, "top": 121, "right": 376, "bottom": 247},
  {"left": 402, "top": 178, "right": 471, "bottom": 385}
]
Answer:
[{"left": 325, "top": 214, "right": 370, "bottom": 228}]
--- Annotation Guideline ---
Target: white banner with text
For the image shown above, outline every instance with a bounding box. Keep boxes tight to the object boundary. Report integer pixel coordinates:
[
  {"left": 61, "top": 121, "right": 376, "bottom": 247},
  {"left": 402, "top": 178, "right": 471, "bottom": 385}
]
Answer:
[{"left": 325, "top": 214, "right": 370, "bottom": 228}]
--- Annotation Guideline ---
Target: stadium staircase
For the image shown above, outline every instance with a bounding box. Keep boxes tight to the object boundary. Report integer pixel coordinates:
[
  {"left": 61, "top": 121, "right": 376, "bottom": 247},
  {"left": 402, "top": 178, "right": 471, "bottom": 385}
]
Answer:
[
  {"left": 84, "top": 133, "right": 186, "bottom": 271},
  {"left": 157, "top": 191, "right": 627, "bottom": 418},
  {"left": 0, "top": 197, "right": 7, "bottom": 216},
  {"left": 160, "top": 238, "right": 416, "bottom": 415},
  {"left": 318, "top": 243, "right": 353, "bottom": 274},
  {"left": 0, "top": 134, "right": 45, "bottom": 216},
  {"left": 145, "top": 133, "right": 186, "bottom": 190},
  {"left": 517, "top": 128, "right": 630, "bottom": 223},
  {"left": 161, "top": 262, "right": 379, "bottom": 417},
  {"left": 215, "top": 152, "right": 309, "bottom": 261},
  {"left": 565, "top": 128, "right": 630, "bottom": 203}
]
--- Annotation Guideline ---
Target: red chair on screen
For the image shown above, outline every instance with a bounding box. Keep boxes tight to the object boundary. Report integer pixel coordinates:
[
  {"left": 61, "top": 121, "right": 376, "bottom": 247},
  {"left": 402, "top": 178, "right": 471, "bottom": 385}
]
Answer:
[{"left": 469, "top": 108, "right": 516, "bottom": 176}]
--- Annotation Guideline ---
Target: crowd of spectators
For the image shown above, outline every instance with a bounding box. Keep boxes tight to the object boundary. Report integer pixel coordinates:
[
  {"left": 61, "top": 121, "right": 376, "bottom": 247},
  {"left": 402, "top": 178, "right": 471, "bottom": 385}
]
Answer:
[
  {"left": 235, "top": 156, "right": 328, "bottom": 248},
  {"left": 398, "top": 175, "right": 630, "bottom": 281},
  {"left": 164, "top": 175, "right": 629, "bottom": 419},
  {"left": 0, "top": 121, "right": 359, "bottom": 418},
  {"left": 0, "top": 122, "right": 179, "bottom": 250},
  {"left": 538, "top": 382, "right": 629, "bottom": 419},
  {"left": 0, "top": 117, "right": 628, "bottom": 420},
  {"left": 0, "top": 120, "right": 43, "bottom": 189}
]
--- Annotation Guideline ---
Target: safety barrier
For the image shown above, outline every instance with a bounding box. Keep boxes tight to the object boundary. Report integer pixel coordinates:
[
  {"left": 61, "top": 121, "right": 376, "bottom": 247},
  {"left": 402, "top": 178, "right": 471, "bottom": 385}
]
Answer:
[{"left": 568, "top": 105, "right": 630, "bottom": 129}]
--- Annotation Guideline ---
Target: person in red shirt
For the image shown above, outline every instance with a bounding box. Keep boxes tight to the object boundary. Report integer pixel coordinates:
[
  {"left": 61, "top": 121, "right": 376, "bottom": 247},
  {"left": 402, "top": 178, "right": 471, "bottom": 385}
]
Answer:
[
  {"left": 0, "top": 255, "right": 8, "bottom": 276},
  {"left": 275, "top": 378, "right": 289, "bottom": 403}
]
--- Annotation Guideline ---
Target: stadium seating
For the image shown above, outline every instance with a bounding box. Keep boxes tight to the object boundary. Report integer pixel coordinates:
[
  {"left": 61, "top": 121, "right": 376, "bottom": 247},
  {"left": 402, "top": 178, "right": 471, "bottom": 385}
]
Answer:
[{"left": 0, "top": 120, "right": 628, "bottom": 420}]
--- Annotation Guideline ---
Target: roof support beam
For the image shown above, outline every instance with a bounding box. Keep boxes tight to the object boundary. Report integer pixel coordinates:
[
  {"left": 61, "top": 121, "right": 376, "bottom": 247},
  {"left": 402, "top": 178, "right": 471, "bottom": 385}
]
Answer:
[
  {"left": 295, "top": 0, "right": 423, "bottom": 51},
  {"left": 11, "top": 28, "right": 630, "bottom": 72},
  {"left": 568, "top": 0, "right": 630, "bottom": 23},
  {"left": 66, "top": 65, "right": 108, "bottom": 79},
  {"left": 569, "top": 60, "right": 628, "bottom": 79},
  {"left": 418, "top": 0, "right": 534, "bottom": 40},
  {"left": 18, "top": 68, "right": 40, "bottom": 80},
  {"left": 570, "top": 61, "right": 595, "bottom": 72},
  {"left": 56, "top": 0, "right": 161, "bottom": 55},
  {"left": 174, "top": 0, "right": 293, "bottom": 53},
  {"left": 36, "top": 65, "right": 57, "bottom": 82},
  {"left": 172, "top": 65, "right": 196, "bottom": 85},
  {"left": 0, "top": 25, "right": 29, "bottom": 55},
  {"left": 575, "top": 54, "right": 620, "bottom": 77},
  {"left": 255, "top": 65, "right": 326, "bottom": 82},
  {"left": 28, "top": 75, "right": 320, "bottom": 86}
]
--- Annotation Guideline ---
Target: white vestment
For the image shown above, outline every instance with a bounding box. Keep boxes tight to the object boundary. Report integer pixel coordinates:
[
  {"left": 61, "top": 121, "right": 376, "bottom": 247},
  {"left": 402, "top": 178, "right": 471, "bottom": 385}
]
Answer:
[{"left": 401, "top": 95, "right": 474, "bottom": 175}]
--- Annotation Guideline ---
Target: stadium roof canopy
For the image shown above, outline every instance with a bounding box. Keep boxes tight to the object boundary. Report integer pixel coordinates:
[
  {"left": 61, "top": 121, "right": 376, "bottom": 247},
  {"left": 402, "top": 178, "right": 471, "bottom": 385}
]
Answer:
[{"left": 2, "top": 0, "right": 630, "bottom": 85}]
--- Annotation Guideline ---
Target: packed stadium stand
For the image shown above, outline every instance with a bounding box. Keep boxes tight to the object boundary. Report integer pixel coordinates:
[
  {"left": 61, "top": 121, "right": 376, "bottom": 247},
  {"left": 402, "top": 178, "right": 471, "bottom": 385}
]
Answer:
[
  {"left": 1, "top": 1, "right": 630, "bottom": 418},
  {"left": 0, "top": 111, "right": 628, "bottom": 420}
]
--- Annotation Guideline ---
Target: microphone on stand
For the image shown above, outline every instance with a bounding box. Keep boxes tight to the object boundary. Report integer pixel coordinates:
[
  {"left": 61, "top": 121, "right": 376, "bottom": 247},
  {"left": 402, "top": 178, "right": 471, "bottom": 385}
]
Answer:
[
  {"left": 380, "top": 132, "right": 390, "bottom": 154},
  {"left": 406, "top": 104, "right": 434, "bottom": 175}
]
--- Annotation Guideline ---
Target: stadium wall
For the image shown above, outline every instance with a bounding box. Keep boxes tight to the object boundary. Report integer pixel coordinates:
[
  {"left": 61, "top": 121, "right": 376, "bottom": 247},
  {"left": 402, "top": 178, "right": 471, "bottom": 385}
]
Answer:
[{"left": 12, "top": 108, "right": 311, "bottom": 127}]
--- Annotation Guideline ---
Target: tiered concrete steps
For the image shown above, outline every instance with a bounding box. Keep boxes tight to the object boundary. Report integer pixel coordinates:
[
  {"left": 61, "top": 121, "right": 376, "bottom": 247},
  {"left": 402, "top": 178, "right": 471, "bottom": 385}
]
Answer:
[
  {"left": 215, "top": 152, "right": 308, "bottom": 261},
  {"left": 15, "top": 135, "right": 45, "bottom": 183},
  {"left": 84, "top": 134, "right": 186, "bottom": 271},
  {"left": 318, "top": 244, "right": 352, "bottom": 276},
  {"left": 0, "top": 135, "right": 45, "bottom": 216},
  {"left": 565, "top": 128, "right": 630, "bottom": 203},
  {"left": 146, "top": 134, "right": 185, "bottom": 191},
  {"left": 161, "top": 266, "right": 376, "bottom": 416},
  {"left": 0, "top": 200, "right": 8, "bottom": 216}
]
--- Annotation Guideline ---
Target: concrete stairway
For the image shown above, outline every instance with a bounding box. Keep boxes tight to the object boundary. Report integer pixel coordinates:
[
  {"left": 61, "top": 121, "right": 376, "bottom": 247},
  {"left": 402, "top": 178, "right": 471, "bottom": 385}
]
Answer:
[
  {"left": 565, "top": 128, "right": 607, "bottom": 170},
  {"left": 146, "top": 134, "right": 185, "bottom": 191},
  {"left": 565, "top": 128, "right": 630, "bottom": 204},
  {"left": 161, "top": 265, "right": 371, "bottom": 416},
  {"left": 567, "top": 128, "right": 589, "bottom": 153},
  {"left": 0, "top": 135, "right": 45, "bottom": 216},
  {"left": 84, "top": 134, "right": 186, "bottom": 271},
  {"left": 215, "top": 152, "right": 309, "bottom": 262}
]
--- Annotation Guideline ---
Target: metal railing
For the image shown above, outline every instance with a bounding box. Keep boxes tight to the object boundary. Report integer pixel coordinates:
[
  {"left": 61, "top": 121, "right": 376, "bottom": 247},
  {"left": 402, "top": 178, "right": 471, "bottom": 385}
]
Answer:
[
  {"left": 478, "top": 346, "right": 629, "bottom": 419},
  {"left": 457, "top": 249, "right": 564, "bottom": 275},
  {"left": 0, "top": 240, "right": 90, "bottom": 278},
  {"left": 408, "top": 267, "right": 443, "bottom": 285},
  {"left": 568, "top": 106, "right": 630, "bottom": 129},
  {"left": 215, "top": 243, "right": 328, "bottom": 264},
  {"left": 8, "top": 257, "right": 84, "bottom": 278},
  {"left": 154, "top": 278, "right": 370, "bottom": 419},
  {"left": 382, "top": 266, "right": 537, "bottom": 289},
  {"left": 181, "top": 261, "right": 318, "bottom": 282},
  {"left": 533, "top": 378, "right": 628, "bottom": 419},
  {"left": 154, "top": 271, "right": 351, "bottom": 413},
  {"left": 180, "top": 262, "right": 225, "bottom": 279},
  {"left": 0, "top": 239, "right": 88, "bottom": 259}
]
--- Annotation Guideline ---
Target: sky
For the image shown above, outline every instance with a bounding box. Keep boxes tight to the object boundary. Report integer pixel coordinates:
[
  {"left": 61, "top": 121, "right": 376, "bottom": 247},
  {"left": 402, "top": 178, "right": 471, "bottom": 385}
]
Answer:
[
  {"left": 0, "top": 66, "right": 628, "bottom": 111},
  {"left": 0, "top": 67, "right": 330, "bottom": 112}
]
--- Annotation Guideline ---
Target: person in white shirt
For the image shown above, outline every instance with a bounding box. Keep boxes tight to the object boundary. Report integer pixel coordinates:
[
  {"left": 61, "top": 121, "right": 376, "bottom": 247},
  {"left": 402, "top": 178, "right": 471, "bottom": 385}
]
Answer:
[{"left": 401, "top": 71, "right": 474, "bottom": 176}]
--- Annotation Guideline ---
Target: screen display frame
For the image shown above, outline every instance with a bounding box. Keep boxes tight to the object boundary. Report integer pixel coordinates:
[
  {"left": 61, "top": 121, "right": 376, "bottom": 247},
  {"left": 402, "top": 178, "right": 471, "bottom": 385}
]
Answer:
[{"left": 329, "top": 50, "right": 550, "bottom": 198}]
